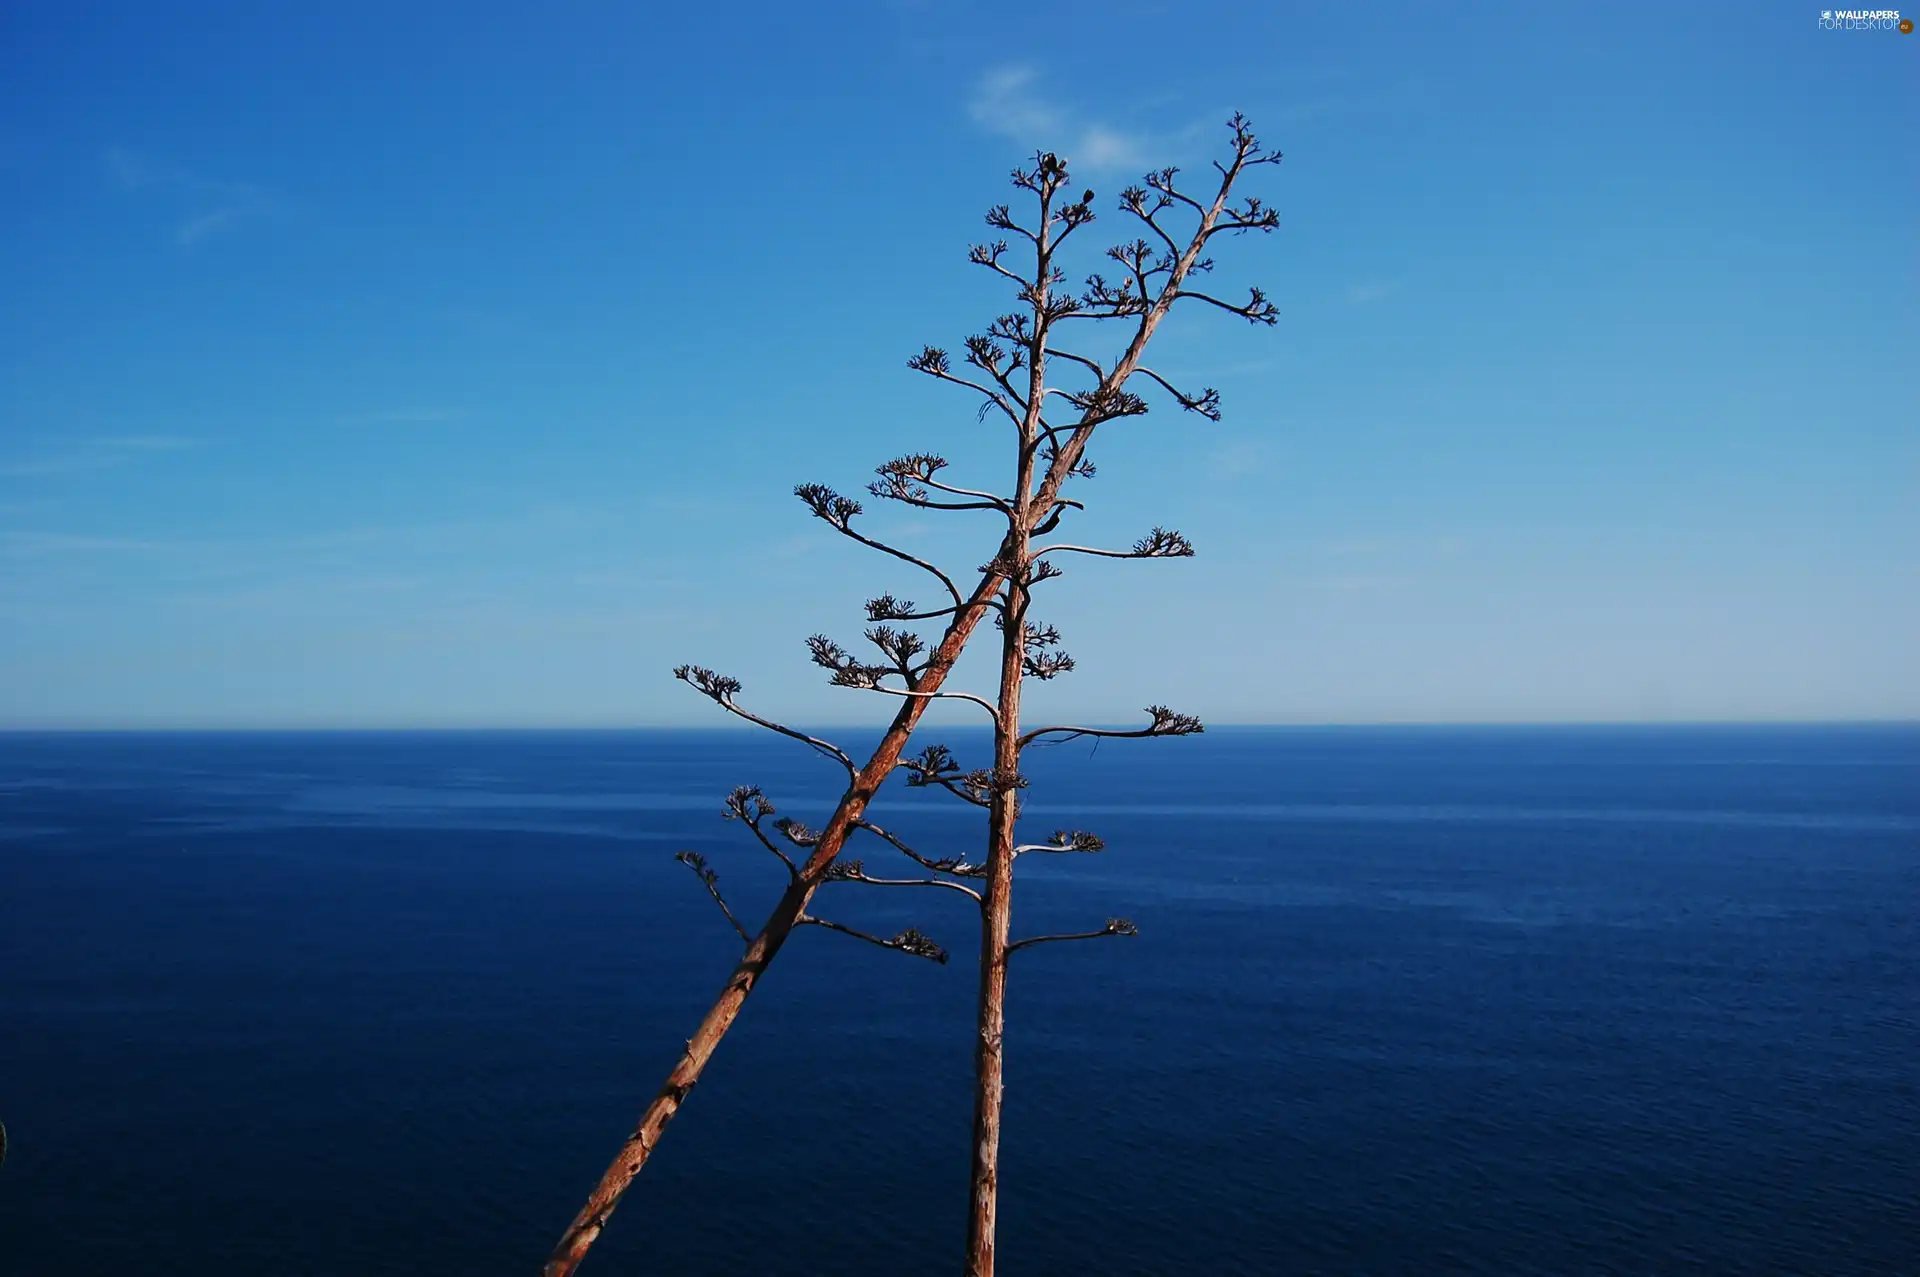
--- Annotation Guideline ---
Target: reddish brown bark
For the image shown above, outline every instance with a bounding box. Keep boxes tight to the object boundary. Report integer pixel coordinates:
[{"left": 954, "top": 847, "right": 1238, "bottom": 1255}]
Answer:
[
  {"left": 540, "top": 571, "right": 1008, "bottom": 1277},
  {"left": 960, "top": 142, "right": 1244, "bottom": 1277},
  {"left": 963, "top": 606, "right": 1026, "bottom": 1277}
]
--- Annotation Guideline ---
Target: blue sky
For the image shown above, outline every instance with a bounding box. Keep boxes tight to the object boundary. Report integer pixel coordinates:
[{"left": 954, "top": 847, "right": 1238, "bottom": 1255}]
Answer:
[{"left": 1, "top": 1, "right": 1913, "bottom": 729}]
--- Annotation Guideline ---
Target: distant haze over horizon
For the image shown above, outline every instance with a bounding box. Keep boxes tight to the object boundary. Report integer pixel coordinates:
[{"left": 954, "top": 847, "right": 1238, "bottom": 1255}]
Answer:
[
  {"left": 2, "top": 3, "right": 1913, "bottom": 730},
  {"left": 3, "top": 717, "right": 1915, "bottom": 735}
]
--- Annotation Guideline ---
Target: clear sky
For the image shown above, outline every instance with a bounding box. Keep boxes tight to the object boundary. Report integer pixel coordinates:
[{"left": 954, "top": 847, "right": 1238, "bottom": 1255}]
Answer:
[{"left": 1, "top": 1, "right": 1913, "bottom": 729}]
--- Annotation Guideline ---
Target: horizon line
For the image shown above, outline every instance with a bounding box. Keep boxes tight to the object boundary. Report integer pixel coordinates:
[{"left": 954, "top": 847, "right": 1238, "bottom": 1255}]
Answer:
[{"left": 2, "top": 717, "right": 1915, "bottom": 735}]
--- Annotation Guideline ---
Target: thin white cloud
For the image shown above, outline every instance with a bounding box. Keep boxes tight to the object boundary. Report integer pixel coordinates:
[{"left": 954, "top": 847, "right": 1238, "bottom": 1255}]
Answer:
[
  {"left": 0, "top": 531, "right": 177, "bottom": 557},
  {"left": 1076, "top": 125, "right": 1147, "bottom": 172},
  {"left": 176, "top": 207, "right": 253, "bottom": 246},
  {"left": 969, "top": 67, "right": 1148, "bottom": 174},
  {"left": 0, "top": 435, "right": 198, "bottom": 478},
  {"left": 106, "top": 148, "right": 268, "bottom": 246},
  {"left": 970, "top": 67, "right": 1063, "bottom": 139}
]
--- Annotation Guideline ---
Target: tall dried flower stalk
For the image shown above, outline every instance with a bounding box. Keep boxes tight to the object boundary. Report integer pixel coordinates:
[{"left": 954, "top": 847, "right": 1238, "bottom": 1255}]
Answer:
[{"left": 542, "top": 113, "right": 1281, "bottom": 1277}]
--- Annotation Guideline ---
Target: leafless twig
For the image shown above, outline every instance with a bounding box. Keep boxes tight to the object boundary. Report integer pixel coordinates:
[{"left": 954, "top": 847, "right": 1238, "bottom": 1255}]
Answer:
[{"left": 1008, "top": 918, "right": 1139, "bottom": 955}]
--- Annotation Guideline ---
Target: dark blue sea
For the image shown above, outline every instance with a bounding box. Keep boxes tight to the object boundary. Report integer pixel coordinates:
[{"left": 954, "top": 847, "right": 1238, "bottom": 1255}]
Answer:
[{"left": 2, "top": 725, "right": 1915, "bottom": 1275}]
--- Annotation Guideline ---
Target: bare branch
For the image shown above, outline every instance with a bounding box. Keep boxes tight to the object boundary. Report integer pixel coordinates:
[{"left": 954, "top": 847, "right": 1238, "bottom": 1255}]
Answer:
[
  {"left": 1143, "top": 165, "right": 1207, "bottom": 215},
  {"left": 1224, "top": 110, "right": 1286, "bottom": 167},
  {"left": 869, "top": 481, "right": 1003, "bottom": 514},
  {"left": 1055, "top": 384, "right": 1148, "bottom": 424},
  {"left": 852, "top": 816, "right": 941, "bottom": 869},
  {"left": 1120, "top": 183, "right": 1182, "bottom": 260},
  {"left": 1134, "top": 366, "right": 1223, "bottom": 422},
  {"left": 860, "top": 682, "right": 1003, "bottom": 723},
  {"left": 1043, "top": 346, "right": 1106, "bottom": 383},
  {"left": 798, "top": 915, "right": 950, "bottom": 964},
  {"left": 673, "top": 851, "right": 751, "bottom": 945},
  {"left": 851, "top": 816, "right": 988, "bottom": 879},
  {"left": 869, "top": 454, "right": 1013, "bottom": 514},
  {"left": 864, "top": 625, "right": 927, "bottom": 676},
  {"left": 963, "top": 333, "right": 1036, "bottom": 419},
  {"left": 907, "top": 347, "right": 1023, "bottom": 426},
  {"left": 986, "top": 310, "right": 1034, "bottom": 349},
  {"left": 865, "top": 594, "right": 971, "bottom": 623},
  {"left": 1031, "top": 526, "right": 1195, "bottom": 561},
  {"left": 721, "top": 785, "right": 798, "bottom": 878},
  {"left": 994, "top": 612, "right": 1075, "bottom": 681},
  {"left": 1008, "top": 918, "right": 1139, "bottom": 955},
  {"left": 1048, "top": 187, "right": 1098, "bottom": 251},
  {"left": 899, "top": 744, "right": 993, "bottom": 809},
  {"left": 1022, "top": 650, "right": 1075, "bottom": 680},
  {"left": 792, "top": 481, "right": 862, "bottom": 528},
  {"left": 1030, "top": 498, "right": 1084, "bottom": 538},
  {"left": 1132, "top": 526, "right": 1196, "bottom": 557},
  {"left": 770, "top": 815, "right": 816, "bottom": 847},
  {"left": 808, "top": 635, "right": 1004, "bottom": 720},
  {"left": 793, "top": 483, "right": 965, "bottom": 606},
  {"left": 984, "top": 202, "right": 1038, "bottom": 244},
  {"left": 672, "top": 665, "right": 858, "bottom": 777},
  {"left": 923, "top": 476, "right": 1013, "bottom": 507},
  {"left": 1109, "top": 237, "right": 1169, "bottom": 312},
  {"left": 1070, "top": 270, "right": 1149, "bottom": 320},
  {"left": 1172, "top": 285, "right": 1279, "bottom": 325},
  {"left": 968, "top": 239, "right": 1031, "bottom": 287},
  {"left": 805, "top": 634, "right": 894, "bottom": 689},
  {"left": 823, "top": 857, "right": 984, "bottom": 903},
  {"left": 1020, "top": 704, "right": 1206, "bottom": 749},
  {"left": 1012, "top": 830, "right": 1106, "bottom": 857},
  {"left": 1205, "top": 195, "right": 1281, "bottom": 239},
  {"left": 1023, "top": 115, "right": 1286, "bottom": 550}
]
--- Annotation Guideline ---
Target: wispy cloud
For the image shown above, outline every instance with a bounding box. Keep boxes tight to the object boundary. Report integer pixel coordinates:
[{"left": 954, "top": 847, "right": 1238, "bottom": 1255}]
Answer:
[
  {"left": 0, "top": 435, "right": 197, "bottom": 478},
  {"left": 106, "top": 148, "right": 269, "bottom": 246},
  {"left": 969, "top": 68, "right": 1149, "bottom": 173},
  {"left": 0, "top": 503, "right": 624, "bottom": 579},
  {"left": 0, "top": 531, "right": 178, "bottom": 557}
]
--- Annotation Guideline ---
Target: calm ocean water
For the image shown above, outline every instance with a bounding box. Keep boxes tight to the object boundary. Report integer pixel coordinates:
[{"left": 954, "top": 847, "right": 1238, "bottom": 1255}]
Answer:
[{"left": 1, "top": 725, "right": 1915, "bottom": 1275}]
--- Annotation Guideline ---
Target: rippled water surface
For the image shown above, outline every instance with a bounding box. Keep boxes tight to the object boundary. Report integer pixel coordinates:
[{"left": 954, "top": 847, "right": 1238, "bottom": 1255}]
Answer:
[{"left": 2, "top": 726, "right": 1916, "bottom": 1274}]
